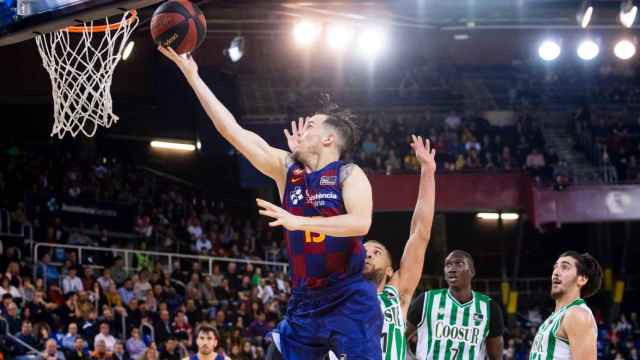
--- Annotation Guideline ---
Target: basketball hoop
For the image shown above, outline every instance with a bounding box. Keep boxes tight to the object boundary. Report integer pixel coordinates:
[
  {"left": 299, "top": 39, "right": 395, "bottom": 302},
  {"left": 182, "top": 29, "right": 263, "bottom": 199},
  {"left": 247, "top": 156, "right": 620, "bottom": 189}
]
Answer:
[{"left": 35, "top": 9, "right": 139, "bottom": 138}]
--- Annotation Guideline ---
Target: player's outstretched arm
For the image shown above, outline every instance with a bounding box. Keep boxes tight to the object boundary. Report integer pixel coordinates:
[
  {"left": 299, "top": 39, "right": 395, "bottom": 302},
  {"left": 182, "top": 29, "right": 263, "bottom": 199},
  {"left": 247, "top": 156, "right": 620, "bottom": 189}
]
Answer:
[
  {"left": 564, "top": 307, "right": 598, "bottom": 360},
  {"left": 257, "top": 164, "right": 372, "bottom": 237},
  {"left": 158, "top": 46, "right": 288, "bottom": 183},
  {"left": 389, "top": 135, "right": 436, "bottom": 312}
]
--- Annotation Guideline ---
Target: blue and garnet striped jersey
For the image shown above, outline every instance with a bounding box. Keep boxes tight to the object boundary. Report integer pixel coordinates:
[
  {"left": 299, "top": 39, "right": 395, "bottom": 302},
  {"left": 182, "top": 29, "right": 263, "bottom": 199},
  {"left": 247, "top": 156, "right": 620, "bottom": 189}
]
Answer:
[{"left": 282, "top": 160, "right": 366, "bottom": 289}]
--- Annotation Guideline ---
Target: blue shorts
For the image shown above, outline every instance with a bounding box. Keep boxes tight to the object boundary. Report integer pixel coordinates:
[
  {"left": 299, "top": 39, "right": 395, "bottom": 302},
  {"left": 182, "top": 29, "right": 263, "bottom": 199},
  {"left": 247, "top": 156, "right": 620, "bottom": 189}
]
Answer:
[{"left": 270, "top": 276, "right": 382, "bottom": 360}]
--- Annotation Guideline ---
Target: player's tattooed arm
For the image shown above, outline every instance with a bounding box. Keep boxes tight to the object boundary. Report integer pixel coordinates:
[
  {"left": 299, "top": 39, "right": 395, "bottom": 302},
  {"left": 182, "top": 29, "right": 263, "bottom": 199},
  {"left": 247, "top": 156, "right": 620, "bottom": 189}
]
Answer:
[{"left": 339, "top": 163, "right": 356, "bottom": 184}]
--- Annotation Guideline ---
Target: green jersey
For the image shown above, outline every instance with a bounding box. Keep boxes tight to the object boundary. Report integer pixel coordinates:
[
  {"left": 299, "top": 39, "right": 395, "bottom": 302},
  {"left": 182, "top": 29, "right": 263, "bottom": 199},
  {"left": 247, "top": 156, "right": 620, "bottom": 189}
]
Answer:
[
  {"left": 408, "top": 289, "right": 504, "bottom": 360},
  {"left": 380, "top": 285, "right": 407, "bottom": 360},
  {"left": 529, "top": 298, "right": 596, "bottom": 360}
]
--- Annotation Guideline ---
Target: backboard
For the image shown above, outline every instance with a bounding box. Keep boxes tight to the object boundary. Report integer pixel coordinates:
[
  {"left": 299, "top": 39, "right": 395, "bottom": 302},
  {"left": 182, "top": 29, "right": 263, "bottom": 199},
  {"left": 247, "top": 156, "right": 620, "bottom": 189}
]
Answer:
[{"left": 0, "top": 0, "right": 162, "bottom": 46}]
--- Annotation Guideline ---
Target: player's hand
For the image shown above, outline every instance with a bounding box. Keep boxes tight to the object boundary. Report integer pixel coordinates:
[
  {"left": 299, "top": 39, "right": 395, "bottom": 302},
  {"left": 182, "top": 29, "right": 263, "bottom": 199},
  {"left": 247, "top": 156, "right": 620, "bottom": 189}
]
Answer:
[
  {"left": 410, "top": 134, "right": 436, "bottom": 173},
  {"left": 257, "top": 198, "right": 302, "bottom": 231},
  {"left": 284, "top": 117, "right": 307, "bottom": 153},
  {"left": 158, "top": 46, "right": 199, "bottom": 78}
]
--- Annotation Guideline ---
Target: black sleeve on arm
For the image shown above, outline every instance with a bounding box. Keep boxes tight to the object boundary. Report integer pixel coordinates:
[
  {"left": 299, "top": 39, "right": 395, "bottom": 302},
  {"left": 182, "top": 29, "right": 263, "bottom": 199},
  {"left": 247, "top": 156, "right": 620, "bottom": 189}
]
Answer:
[
  {"left": 407, "top": 292, "right": 426, "bottom": 327},
  {"left": 488, "top": 299, "right": 505, "bottom": 337}
]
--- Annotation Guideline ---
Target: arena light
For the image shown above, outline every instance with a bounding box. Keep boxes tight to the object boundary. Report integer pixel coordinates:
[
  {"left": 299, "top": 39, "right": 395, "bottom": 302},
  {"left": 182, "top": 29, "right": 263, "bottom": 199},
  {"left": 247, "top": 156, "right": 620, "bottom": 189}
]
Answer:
[
  {"left": 122, "top": 41, "right": 134, "bottom": 61},
  {"left": 501, "top": 213, "right": 520, "bottom": 221},
  {"left": 577, "top": 1, "right": 594, "bottom": 28},
  {"left": 477, "top": 213, "right": 500, "bottom": 220},
  {"left": 614, "top": 39, "right": 637, "bottom": 59},
  {"left": 357, "top": 27, "right": 386, "bottom": 57},
  {"left": 327, "top": 24, "right": 354, "bottom": 51},
  {"left": 293, "top": 20, "right": 322, "bottom": 46},
  {"left": 620, "top": 0, "right": 638, "bottom": 28},
  {"left": 538, "top": 40, "right": 561, "bottom": 61},
  {"left": 150, "top": 141, "right": 196, "bottom": 152},
  {"left": 577, "top": 39, "right": 599, "bottom": 60},
  {"left": 224, "top": 36, "right": 245, "bottom": 62}
]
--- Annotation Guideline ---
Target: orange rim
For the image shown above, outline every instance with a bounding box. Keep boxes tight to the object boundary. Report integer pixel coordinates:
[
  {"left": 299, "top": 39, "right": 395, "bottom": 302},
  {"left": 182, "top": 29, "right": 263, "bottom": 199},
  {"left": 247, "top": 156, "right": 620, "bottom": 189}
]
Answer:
[{"left": 65, "top": 9, "right": 138, "bottom": 33}]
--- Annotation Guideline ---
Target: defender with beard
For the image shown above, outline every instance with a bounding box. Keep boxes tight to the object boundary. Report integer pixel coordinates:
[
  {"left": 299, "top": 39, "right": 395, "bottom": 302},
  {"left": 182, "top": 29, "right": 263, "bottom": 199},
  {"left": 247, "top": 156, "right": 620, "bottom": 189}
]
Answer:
[
  {"left": 160, "top": 47, "right": 380, "bottom": 359},
  {"left": 185, "top": 325, "right": 230, "bottom": 360},
  {"left": 361, "top": 135, "right": 436, "bottom": 360},
  {"left": 408, "top": 251, "right": 504, "bottom": 360},
  {"left": 529, "top": 251, "right": 602, "bottom": 360}
]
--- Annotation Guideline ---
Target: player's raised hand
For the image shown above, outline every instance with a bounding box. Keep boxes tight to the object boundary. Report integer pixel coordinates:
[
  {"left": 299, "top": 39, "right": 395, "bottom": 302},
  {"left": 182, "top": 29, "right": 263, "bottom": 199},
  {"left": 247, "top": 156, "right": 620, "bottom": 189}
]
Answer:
[
  {"left": 410, "top": 134, "right": 437, "bottom": 173},
  {"left": 157, "top": 46, "right": 198, "bottom": 78},
  {"left": 257, "top": 198, "right": 302, "bottom": 231},
  {"left": 284, "top": 117, "right": 307, "bottom": 153}
]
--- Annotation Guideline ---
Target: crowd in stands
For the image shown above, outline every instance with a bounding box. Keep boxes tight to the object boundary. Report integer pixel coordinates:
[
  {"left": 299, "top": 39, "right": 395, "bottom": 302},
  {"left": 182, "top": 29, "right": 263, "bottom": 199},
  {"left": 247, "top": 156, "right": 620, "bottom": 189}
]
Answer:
[
  {"left": 0, "top": 244, "right": 290, "bottom": 359},
  {"left": 571, "top": 105, "right": 640, "bottom": 183},
  {"left": 348, "top": 109, "right": 560, "bottom": 185}
]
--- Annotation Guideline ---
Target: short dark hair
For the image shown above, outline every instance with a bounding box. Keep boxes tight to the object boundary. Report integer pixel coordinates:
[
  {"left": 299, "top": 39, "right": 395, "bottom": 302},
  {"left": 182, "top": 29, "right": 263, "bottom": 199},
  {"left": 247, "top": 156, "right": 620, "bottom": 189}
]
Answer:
[
  {"left": 559, "top": 251, "right": 603, "bottom": 298},
  {"left": 317, "top": 95, "right": 359, "bottom": 156},
  {"left": 195, "top": 324, "right": 219, "bottom": 340},
  {"left": 446, "top": 250, "right": 476, "bottom": 275},
  {"left": 364, "top": 240, "right": 394, "bottom": 268}
]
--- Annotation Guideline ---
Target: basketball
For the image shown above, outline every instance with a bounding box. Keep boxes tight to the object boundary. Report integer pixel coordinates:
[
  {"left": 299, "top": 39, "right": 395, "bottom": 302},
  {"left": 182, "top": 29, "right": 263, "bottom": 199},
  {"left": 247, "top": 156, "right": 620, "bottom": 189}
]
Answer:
[{"left": 150, "top": 0, "right": 207, "bottom": 55}]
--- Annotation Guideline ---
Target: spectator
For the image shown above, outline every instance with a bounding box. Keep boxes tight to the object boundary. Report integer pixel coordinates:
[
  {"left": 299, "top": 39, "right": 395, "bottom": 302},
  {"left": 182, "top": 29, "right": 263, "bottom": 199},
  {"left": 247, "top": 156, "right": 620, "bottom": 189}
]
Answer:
[
  {"left": 91, "top": 339, "right": 113, "bottom": 360},
  {"left": 105, "top": 283, "right": 123, "bottom": 308},
  {"left": 113, "top": 341, "right": 130, "bottom": 360},
  {"left": 171, "top": 311, "right": 192, "bottom": 345},
  {"left": 159, "top": 337, "right": 180, "bottom": 360},
  {"left": 445, "top": 110, "right": 462, "bottom": 130},
  {"left": 194, "top": 235, "right": 212, "bottom": 254},
  {"left": 62, "top": 323, "right": 84, "bottom": 352},
  {"left": 126, "top": 328, "right": 147, "bottom": 360},
  {"left": 118, "top": 279, "right": 135, "bottom": 306},
  {"left": 133, "top": 273, "right": 152, "bottom": 301},
  {"left": 63, "top": 267, "right": 84, "bottom": 295},
  {"left": 5, "top": 301, "right": 22, "bottom": 334},
  {"left": 38, "top": 338, "right": 66, "bottom": 360},
  {"left": 113, "top": 341, "right": 133, "bottom": 360},
  {"left": 94, "top": 322, "right": 117, "bottom": 353},
  {"left": 67, "top": 337, "right": 91, "bottom": 360},
  {"left": 97, "top": 269, "right": 116, "bottom": 292},
  {"left": 110, "top": 258, "right": 127, "bottom": 287},
  {"left": 14, "top": 320, "right": 38, "bottom": 356},
  {"left": 138, "top": 342, "right": 159, "bottom": 360},
  {"left": 155, "top": 310, "right": 173, "bottom": 345}
]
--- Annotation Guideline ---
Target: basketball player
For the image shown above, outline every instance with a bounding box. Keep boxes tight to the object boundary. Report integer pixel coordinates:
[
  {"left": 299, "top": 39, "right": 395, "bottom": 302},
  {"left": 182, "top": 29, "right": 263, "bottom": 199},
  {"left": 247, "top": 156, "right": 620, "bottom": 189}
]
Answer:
[
  {"left": 159, "top": 47, "right": 382, "bottom": 359},
  {"left": 184, "top": 325, "right": 230, "bottom": 360},
  {"left": 360, "top": 135, "right": 436, "bottom": 360},
  {"left": 408, "top": 250, "right": 504, "bottom": 360},
  {"left": 529, "top": 251, "right": 602, "bottom": 360}
]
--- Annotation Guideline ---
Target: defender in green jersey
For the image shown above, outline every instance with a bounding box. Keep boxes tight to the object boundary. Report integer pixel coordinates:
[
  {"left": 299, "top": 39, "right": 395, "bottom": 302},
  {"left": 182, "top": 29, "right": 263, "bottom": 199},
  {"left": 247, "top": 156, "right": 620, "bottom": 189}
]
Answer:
[
  {"left": 529, "top": 251, "right": 602, "bottom": 360},
  {"left": 361, "top": 135, "right": 437, "bottom": 360},
  {"left": 408, "top": 251, "right": 504, "bottom": 360}
]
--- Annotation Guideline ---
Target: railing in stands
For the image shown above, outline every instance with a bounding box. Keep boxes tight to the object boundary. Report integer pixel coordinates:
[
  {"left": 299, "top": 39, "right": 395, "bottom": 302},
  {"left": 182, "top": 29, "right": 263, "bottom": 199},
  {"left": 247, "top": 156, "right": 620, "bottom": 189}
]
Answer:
[
  {"left": 0, "top": 316, "right": 44, "bottom": 358},
  {"left": 33, "top": 243, "right": 289, "bottom": 281}
]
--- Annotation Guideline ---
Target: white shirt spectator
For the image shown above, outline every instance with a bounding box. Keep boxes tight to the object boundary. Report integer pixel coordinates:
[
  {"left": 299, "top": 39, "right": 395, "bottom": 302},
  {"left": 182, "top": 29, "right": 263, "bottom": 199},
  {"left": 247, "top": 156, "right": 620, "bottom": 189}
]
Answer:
[
  {"left": 187, "top": 223, "right": 203, "bottom": 239},
  {"left": 445, "top": 112, "right": 462, "bottom": 130},
  {"left": 94, "top": 333, "right": 117, "bottom": 352},
  {"left": 134, "top": 280, "right": 152, "bottom": 301},
  {"left": 0, "top": 285, "right": 21, "bottom": 299},
  {"left": 258, "top": 284, "right": 274, "bottom": 304},
  {"left": 195, "top": 237, "right": 212, "bottom": 253},
  {"left": 97, "top": 276, "right": 115, "bottom": 291},
  {"left": 62, "top": 275, "right": 84, "bottom": 294}
]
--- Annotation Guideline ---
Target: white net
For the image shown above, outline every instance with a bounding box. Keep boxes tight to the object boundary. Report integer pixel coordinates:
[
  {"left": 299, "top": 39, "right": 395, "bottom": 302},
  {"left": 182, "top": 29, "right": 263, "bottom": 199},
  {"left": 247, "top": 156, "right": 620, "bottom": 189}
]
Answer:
[{"left": 35, "top": 11, "right": 139, "bottom": 138}]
